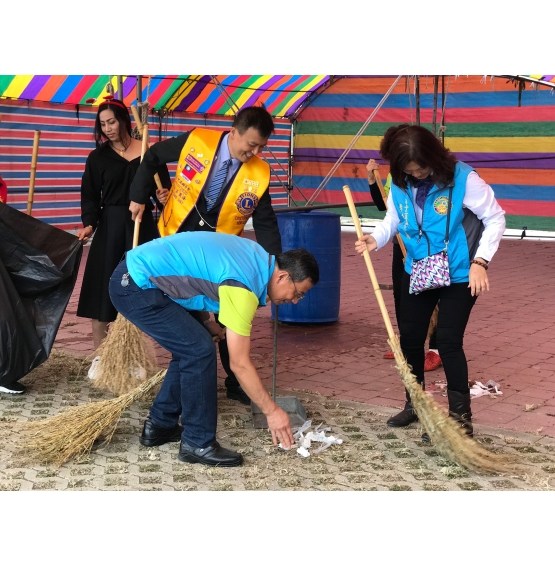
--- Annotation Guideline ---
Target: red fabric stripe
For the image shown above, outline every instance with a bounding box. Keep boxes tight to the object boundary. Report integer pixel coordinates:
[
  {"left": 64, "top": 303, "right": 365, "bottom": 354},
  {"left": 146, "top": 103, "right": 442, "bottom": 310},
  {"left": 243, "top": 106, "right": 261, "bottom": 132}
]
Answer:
[{"left": 298, "top": 106, "right": 555, "bottom": 123}]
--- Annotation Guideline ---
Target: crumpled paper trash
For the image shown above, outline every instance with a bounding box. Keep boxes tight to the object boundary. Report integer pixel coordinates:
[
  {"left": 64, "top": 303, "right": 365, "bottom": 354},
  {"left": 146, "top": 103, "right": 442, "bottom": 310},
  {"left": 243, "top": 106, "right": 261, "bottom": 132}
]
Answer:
[
  {"left": 469, "top": 380, "right": 502, "bottom": 398},
  {"left": 278, "top": 420, "right": 343, "bottom": 457}
]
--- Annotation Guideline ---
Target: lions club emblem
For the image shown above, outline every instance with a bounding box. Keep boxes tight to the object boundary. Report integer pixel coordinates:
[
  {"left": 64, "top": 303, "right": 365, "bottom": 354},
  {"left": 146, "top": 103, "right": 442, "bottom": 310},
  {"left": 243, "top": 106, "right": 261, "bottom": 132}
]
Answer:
[
  {"left": 236, "top": 192, "right": 259, "bottom": 216},
  {"left": 433, "top": 196, "right": 450, "bottom": 215}
]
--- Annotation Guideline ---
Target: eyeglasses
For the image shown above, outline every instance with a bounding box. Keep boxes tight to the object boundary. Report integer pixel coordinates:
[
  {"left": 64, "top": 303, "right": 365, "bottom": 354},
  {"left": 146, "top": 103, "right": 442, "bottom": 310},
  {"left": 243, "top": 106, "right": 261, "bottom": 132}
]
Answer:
[{"left": 290, "top": 277, "right": 305, "bottom": 301}]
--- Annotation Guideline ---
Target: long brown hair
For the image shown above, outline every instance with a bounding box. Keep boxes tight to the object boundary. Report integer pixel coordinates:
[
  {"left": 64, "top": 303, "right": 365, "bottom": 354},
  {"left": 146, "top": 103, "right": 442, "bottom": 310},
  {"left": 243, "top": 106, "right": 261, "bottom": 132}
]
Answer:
[
  {"left": 388, "top": 125, "right": 457, "bottom": 190},
  {"left": 93, "top": 102, "right": 132, "bottom": 148}
]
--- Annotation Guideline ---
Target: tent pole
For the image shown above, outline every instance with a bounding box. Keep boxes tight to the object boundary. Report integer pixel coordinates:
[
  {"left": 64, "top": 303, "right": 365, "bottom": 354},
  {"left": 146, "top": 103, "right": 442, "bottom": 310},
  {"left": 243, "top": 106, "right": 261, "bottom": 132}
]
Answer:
[
  {"left": 210, "top": 75, "right": 240, "bottom": 114},
  {"left": 432, "top": 75, "right": 439, "bottom": 136},
  {"left": 288, "top": 120, "right": 295, "bottom": 207},
  {"left": 306, "top": 75, "right": 403, "bottom": 206},
  {"left": 441, "top": 76, "right": 446, "bottom": 146},
  {"left": 136, "top": 75, "right": 142, "bottom": 103},
  {"left": 415, "top": 76, "right": 420, "bottom": 125},
  {"left": 117, "top": 76, "right": 124, "bottom": 102}
]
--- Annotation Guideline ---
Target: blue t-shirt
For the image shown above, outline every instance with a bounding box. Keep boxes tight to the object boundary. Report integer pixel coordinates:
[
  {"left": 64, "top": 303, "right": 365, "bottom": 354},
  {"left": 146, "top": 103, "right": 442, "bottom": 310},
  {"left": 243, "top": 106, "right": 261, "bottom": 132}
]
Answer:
[{"left": 125, "top": 232, "right": 275, "bottom": 336}]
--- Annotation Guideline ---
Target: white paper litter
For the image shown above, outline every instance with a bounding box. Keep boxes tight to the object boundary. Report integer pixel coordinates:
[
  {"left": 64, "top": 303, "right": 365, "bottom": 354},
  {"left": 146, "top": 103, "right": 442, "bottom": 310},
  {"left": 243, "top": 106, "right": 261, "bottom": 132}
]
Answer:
[
  {"left": 469, "top": 380, "right": 503, "bottom": 398},
  {"left": 278, "top": 420, "right": 343, "bottom": 457}
]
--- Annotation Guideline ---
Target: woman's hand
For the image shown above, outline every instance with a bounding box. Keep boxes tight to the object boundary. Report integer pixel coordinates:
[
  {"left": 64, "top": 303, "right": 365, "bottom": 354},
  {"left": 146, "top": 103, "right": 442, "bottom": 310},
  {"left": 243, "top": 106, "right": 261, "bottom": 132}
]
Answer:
[
  {"left": 355, "top": 234, "right": 378, "bottom": 255},
  {"left": 76, "top": 226, "right": 93, "bottom": 243},
  {"left": 468, "top": 260, "right": 490, "bottom": 296},
  {"left": 366, "top": 159, "right": 379, "bottom": 183}
]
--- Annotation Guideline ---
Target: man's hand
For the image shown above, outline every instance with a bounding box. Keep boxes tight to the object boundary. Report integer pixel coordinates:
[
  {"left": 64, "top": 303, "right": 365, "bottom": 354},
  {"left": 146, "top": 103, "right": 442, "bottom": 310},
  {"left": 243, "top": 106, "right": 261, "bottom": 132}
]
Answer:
[
  {"left": 204, "top": 320, "right": 226, "bottom": 342},
  {"left": 156, "top": 187, "right": 170, "bottom": 206},
  {"left": 266, "top": 404, "right": 294, "bottom": 449},
  {"left": 129, "top": 201, "right": 145, "bottom": 222},
  {"left": 355, "top": 234, "right": 378, "bottom": 255}
]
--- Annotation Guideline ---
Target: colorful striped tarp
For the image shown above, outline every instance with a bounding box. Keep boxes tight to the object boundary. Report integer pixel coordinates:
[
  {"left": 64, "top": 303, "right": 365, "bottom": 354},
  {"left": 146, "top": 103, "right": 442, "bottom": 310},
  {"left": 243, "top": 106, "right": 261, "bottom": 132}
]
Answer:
[
  {"left": 291, "top": 76, "right": 555, "bottom": 231},
  {"left": 0, "top": 75, "right": 329, "bottom": 118},
  {"left": 0, "top": 99, "right": 292, "bottom": 229}
]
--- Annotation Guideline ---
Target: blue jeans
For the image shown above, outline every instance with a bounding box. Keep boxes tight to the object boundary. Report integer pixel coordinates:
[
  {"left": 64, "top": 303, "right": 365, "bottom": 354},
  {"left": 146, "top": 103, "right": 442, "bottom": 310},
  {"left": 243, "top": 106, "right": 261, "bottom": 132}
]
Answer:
[{"left": 109, "top": 260, "right": 218, "bottom": 448}]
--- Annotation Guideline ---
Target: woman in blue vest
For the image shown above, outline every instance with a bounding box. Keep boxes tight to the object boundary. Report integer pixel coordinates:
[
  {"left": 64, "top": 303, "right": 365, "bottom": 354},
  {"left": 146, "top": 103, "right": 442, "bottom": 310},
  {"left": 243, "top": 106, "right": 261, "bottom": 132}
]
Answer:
[{"left": 355, "top": 125, "right": 506, "bottom": 440}]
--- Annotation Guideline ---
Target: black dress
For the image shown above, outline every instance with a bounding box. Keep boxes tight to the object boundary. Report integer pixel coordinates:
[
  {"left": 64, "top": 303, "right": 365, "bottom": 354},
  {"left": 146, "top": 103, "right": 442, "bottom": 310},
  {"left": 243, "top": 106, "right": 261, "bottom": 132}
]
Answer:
[{"left": 77, "top": 142, "right": 170, "bottom": 322}]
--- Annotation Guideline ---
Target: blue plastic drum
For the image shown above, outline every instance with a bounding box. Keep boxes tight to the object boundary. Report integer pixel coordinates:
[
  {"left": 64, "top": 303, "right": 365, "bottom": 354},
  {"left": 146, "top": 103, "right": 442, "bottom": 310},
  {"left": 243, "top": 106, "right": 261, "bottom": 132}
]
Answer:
[{"left": 271, "top": 211, "right": 341, "bottom": 323}]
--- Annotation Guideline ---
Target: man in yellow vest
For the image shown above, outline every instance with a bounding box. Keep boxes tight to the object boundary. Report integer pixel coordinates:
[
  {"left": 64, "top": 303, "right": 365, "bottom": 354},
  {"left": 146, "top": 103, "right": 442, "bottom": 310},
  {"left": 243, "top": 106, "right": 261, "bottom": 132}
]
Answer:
[{"left": 129, "top": 106, "right": 282, "bottom": 406}]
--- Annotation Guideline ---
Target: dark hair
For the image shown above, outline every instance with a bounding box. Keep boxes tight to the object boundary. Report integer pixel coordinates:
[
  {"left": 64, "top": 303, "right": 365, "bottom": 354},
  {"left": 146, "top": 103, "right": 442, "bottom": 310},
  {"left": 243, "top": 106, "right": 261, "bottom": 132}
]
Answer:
[
  {"left": 388, "top": 125, "right": 457, "bottom": 190},
  {"left": 94, "top": 102, "right": 132, "bottom": 148},
  {"left": 380, "top": 123, "right": 410, "bottom": 161},
  {"left": 232, "top": 105, "right": 275, "bottom": 139},
  {"left": 275, "top": 248, "right": 319, "bottom": 285}
]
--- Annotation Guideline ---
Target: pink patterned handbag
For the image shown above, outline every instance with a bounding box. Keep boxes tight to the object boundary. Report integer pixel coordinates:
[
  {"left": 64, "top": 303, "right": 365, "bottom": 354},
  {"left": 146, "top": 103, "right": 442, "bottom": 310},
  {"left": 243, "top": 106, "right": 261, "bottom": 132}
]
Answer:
[{"left": 409, "top": 187, "right": 453, "bottom": 295}]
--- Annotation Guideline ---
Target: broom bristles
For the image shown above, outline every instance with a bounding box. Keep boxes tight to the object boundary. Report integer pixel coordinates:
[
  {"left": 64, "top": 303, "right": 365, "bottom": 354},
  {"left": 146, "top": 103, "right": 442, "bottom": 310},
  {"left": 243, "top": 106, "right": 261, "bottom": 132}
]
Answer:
[
  {"left": 18, "top": 370, "right": 166, "bottom": 467},
  {"left": 388, "top": 335, "right": 519, "bottom": 474},
  {"left": 426, "top": 304, "right": 439, "bottom": 342},
  {"left": 92, "top": 314, "right": 156, "bottom": 396}
]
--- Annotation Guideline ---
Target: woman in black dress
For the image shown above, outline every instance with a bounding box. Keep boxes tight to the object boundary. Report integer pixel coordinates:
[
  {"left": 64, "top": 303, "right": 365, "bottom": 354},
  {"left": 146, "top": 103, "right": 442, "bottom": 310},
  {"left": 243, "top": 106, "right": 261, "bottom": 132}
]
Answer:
[{"left": 76, "top": 97, "right": 170, "bottom": 352}]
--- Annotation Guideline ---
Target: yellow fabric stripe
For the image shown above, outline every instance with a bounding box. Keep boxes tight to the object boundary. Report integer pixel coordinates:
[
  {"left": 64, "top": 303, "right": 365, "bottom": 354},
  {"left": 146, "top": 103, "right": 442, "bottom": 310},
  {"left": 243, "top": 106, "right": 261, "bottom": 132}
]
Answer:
[
  {"left": 218, "top": 286, "right": 259, "bottom": 337},
  {"left": 2, "top": 75, "right": 33, "bottom": 98},
  {"left": 222, "top": 75, "right": 275, "bottom": 116},
  {"left": 91, "top": 76, "right": 120, "bottom": 106},
  {"left": 166, "top": 75, "right": 204, "bottom": 112},
  {"left": 295, "top": 134, "right": 555, "bottom": 153}
]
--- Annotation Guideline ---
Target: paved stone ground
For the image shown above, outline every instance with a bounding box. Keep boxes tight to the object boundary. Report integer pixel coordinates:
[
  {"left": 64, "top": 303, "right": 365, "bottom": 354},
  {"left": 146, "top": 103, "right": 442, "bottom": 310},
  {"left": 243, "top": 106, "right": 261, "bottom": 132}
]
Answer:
[
  {"left": 4, "top": 228, "right": 555, "bottom": 491},
  {"left": 1, "top": 351, "right": 555, "bottom": 492},
  {"left": 54, "top": 231, "right": 555, "bottom": 436}
]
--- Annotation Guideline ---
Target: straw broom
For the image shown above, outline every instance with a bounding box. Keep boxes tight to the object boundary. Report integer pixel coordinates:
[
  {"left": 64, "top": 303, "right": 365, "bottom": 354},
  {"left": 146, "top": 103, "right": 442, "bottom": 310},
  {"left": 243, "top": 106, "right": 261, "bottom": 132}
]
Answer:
[
  {"left": 18, "top": 370, "right": 166, "bottom": 466},
  {"left": 92, "top": 122, "right": 156, "bottom": 396},
  {"left": 343, "top": 184, "right": 517, "bottom": 473},
  {"left": 373, "top": 167, "right": 439, "bottom": 342}
]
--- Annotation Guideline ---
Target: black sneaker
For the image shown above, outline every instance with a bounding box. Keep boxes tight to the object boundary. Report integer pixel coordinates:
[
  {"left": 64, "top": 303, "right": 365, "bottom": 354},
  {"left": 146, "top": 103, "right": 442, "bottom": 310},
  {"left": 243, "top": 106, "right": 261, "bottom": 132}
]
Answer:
[
  {"left": 0, "top": 382, "right": 26, "bottom": 395},
  {"left": 224, "top": 377, "right": 250, "bottom": 405}
]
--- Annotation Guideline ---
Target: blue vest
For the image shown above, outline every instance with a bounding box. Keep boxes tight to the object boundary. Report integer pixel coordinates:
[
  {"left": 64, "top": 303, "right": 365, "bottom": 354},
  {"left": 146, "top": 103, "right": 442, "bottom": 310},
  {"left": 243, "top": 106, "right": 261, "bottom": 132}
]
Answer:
[
  {"left": 390, "top": 161, "right": 484, "bottom": 283},
  {"left": 125, "top": 232, "right": 275, "bottom": 312}
]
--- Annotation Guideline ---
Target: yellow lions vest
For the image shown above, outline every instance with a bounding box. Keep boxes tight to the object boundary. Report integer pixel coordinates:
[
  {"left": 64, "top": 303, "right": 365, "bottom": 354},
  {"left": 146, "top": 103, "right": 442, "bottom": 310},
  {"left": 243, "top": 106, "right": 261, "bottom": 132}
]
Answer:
[{"left": 158, "top": 128, "right": 271, "bottom": 237}]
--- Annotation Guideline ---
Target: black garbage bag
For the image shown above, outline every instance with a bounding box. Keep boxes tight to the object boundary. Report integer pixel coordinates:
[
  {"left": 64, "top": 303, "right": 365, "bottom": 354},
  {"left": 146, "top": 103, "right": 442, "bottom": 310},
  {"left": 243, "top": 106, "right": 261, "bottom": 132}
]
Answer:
[{"left": 0, "top": 202, "right": 83, "bottom": 387}]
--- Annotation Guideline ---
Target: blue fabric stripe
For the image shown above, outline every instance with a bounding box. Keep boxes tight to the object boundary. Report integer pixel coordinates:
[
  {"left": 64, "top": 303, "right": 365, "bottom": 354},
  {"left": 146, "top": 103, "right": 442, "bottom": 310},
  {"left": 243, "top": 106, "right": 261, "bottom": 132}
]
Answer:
[
  {"left": 309, "top": 91, "right": 555, "bottom": 109},
  {"left": 51, "top": 76, "right": 84, "bottom": 103},
  {"left": 292, "top": 174, "right": 555, "bottom": 201}
]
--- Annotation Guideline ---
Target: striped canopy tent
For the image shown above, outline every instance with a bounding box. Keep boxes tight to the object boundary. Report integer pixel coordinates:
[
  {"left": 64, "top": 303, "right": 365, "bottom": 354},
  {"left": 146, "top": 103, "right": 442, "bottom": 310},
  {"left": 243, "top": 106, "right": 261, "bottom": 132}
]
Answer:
[
  {"left": 291, "top": 75, "right": 555, "bottom": 232},
  {"left": 0, "top": 75, "right": 330, "bottom": 228},
  {"left": 0, "top": 75, "right": 329, "bottom": 118}
]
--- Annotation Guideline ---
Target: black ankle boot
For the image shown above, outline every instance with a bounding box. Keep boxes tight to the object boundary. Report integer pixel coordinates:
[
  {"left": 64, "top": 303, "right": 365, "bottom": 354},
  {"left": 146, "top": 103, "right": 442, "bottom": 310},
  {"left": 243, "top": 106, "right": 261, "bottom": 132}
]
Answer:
[
  {"left": 387, "top": 383, "right": 424, "bottom": 428},
  {"left": 387, "top": 401, "right": 418, "bottom": 427},
  {"left": 447, "top": 390, "right": 473, "bottom": 437}
]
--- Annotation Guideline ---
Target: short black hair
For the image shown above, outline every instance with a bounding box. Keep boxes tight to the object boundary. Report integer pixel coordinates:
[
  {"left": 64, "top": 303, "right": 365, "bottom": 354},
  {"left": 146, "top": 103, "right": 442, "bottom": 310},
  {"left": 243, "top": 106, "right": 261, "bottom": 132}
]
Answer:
[
  {"left": 232, "top": 105, "right": 275, "bottom": 139},
  {"left": 275, "top": 248, "right": 319, "bottom": 285},
  {"left": 94, "top": 102, "right": 132, "bottom": 148}
]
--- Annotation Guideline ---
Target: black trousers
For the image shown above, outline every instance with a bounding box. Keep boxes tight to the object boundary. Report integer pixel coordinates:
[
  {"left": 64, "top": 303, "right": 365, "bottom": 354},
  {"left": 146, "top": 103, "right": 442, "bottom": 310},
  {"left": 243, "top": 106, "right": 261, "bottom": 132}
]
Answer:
[
  {"left": 392, "top": 240, "right": 438, "bottom": 350},
  {"left": 399, "top": 272, "right": 477, "bottom": 393}
]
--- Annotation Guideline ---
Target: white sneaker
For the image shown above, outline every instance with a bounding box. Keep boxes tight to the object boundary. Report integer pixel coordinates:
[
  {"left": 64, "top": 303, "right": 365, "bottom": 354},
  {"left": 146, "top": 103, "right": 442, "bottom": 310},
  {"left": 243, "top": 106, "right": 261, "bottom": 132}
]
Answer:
[
  {"left": 88, "top": 356, "right": 101, "bottom": 380},
  {"left": 129, "top": 365, "right": 147, "bottom": 380}
]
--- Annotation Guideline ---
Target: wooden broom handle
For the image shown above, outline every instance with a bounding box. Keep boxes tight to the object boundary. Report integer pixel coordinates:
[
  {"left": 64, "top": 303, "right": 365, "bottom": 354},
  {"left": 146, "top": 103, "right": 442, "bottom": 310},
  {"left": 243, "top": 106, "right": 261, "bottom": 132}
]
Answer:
[
  {"left": 373, "top": 167, "right": 407, "bottom": 259},
  {"left": 343, "top": 184, "right": 396, "bottom": 340},
  {"left": 131, "top": 105, "right": 163, "bottom": 191},
  {"left": 27, "top": 130, "right": 41, "bottom": 215}
]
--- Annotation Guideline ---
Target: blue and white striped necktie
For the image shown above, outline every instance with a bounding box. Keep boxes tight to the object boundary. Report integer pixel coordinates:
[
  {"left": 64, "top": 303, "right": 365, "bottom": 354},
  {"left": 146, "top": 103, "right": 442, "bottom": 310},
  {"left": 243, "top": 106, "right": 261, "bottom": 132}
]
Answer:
[{"left": 205, "top": 158, "right": 232, "bottom": 211}]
